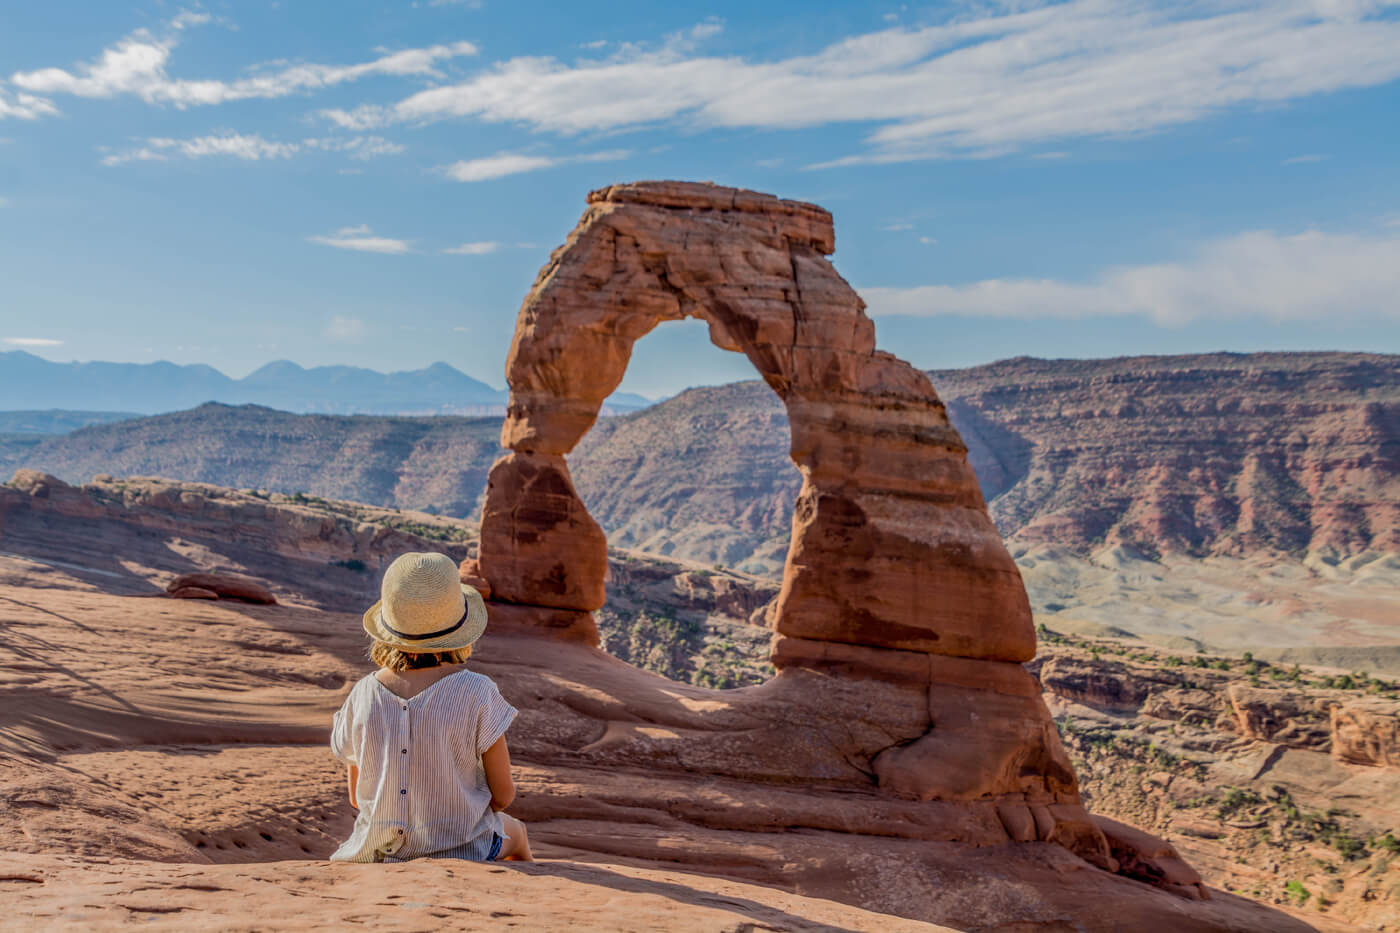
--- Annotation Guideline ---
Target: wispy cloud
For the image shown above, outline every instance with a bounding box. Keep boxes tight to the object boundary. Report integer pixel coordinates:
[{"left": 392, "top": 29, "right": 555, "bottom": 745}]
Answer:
[
  {"left": 4, "top": 337, "right": 63, "bottom": 347},
  {"left": 440, "top": 148, "right": 629, "bottom": 182},
  {"left": 919, "top": 236, "right": 937, "bottom": 245},
  {"left": 325, "top": 315, "right": 367, "bottom": 340},
  {"left": 442, "top": 241, "right": 499, "bottom": 255},
  {"left": 882, "top": 222, "right": 913, "bottom": 231},
  {"left": 308, "top": 224, "right": 411, "bottom": 254},
  {"left": 8, "top": 13, "right": 476, "bottom": 115},
  {"left": 316, "top": 3, "right": 1400, "bottom": 166},
  {"left": 0, "top": 89, "right": 58, "bottom": 120},
  {"left": 0, "top": 197, "right": 8, "bottom": 208},
  {"left": 862, "top": 228, "right": 1400, "bottom": 324},
  {"left": 101, "top": 132, "right": 403, "bottom": 165},
  {"left": 1282, "top": 153, "right": 1328, "bottom": 164}
]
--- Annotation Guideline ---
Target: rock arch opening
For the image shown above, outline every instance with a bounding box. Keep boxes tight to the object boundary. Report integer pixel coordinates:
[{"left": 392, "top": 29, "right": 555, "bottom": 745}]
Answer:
[
  {"left": 569, "top": 318, "right": 802, "bottom": 687},
  {"left": 573, "top": 318, "right": 800, "bottom": 574}
]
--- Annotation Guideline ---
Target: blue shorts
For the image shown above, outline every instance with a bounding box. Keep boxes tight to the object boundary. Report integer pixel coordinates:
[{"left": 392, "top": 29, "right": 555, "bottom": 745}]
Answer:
[{"left": 487, "top": 832, "right": 503, "bottom": 861}]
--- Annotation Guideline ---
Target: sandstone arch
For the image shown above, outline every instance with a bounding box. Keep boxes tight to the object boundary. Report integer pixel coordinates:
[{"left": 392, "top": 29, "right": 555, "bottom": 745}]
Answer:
[
  {"left": 472, "top": 180, "right": 1033, "bottom": 663},
  {"left": 462, "top": 181, "right": 1112, "bottom": 860}
]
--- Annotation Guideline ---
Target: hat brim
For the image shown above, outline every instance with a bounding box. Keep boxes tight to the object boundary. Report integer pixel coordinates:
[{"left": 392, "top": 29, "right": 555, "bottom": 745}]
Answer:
[{"left": 363, "top": 584, "right": 488, "bottom": 653}]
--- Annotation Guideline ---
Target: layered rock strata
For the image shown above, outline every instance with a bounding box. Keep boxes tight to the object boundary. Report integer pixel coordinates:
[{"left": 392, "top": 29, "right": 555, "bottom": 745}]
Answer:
[{"left": 465, "top": 182, "right": 1105, "bottom": 862}]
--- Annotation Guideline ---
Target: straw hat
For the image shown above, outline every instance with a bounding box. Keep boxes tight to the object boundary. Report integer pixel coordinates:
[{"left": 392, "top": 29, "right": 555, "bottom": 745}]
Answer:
[{"left": 363, "top": 552, "right": 487, "bottom": 652}]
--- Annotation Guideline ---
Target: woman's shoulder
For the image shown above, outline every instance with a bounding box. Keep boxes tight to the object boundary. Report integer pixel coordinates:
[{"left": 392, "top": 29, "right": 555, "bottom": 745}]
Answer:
[
  {"left": 452, "top": 666, "right": 501, "bottom": 692},
  {"left": 436, "top": 667, "right": 505, "bottom": 704},
  {"left": 342, "top": 671, "right": 389, "bottom": 705}
]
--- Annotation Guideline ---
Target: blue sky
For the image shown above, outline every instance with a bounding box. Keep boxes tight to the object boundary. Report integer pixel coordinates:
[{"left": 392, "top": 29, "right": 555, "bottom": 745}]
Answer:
[{"left": 1, "top": 0, "right": 1398, "bottom": 399}]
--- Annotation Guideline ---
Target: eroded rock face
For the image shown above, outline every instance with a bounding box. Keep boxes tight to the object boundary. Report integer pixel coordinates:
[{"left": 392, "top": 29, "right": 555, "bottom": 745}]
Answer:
[
  {"left": 475, "top": 180, "right": 1032, "bottom": 659},
  {"left": 469, "top": 181, "right": 1090, "bottom": 852}
]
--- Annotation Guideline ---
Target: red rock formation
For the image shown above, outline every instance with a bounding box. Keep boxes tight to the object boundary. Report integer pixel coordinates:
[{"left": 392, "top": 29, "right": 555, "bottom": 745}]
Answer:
[
  {"left": 166, "top": 573, "right": 277, "bottom": 605},
  {"left": 474, "top": 181, "right": 1031, "bottom": 657},
  {"left": 1332, "top": 700, "right": 1400, "bottom": 768},
  {"left": 467, "top": 181, "right": 1101, "bottom": 864}
]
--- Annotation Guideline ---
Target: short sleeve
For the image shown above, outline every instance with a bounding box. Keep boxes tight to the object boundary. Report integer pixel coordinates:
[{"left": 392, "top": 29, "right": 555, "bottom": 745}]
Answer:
[
  {"left": 330, "top": 694, "right": 356, "bottom": 764},
  {"left": 473, "top": 677, "right": 517, "bottom": 757}
]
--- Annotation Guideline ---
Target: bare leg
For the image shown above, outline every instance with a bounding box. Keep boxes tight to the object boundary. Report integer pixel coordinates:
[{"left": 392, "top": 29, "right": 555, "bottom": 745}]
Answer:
[{"left": 496, "top": 813, "right": 533, "bottom": 862}]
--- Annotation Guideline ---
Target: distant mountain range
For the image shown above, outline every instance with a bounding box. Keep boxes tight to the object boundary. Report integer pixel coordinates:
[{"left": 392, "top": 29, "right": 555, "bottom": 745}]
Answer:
[
  {"left": 0, "top": 352, "right": 652, "bottom": 416},
  {"left": 9, "top": 352, "right": 1396, "bottom": 575}
]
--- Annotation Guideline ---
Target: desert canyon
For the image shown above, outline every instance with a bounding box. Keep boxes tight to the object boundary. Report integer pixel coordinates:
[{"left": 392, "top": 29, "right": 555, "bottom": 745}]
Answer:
[{"left": 2, "top": 182, "right": 1397, "bottom": 932}]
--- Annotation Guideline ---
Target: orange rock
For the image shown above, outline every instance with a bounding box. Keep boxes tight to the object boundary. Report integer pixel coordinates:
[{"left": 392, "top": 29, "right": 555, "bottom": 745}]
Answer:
[
  {"left": 1094, "top": 815, "right": 1208, "bottom": 900},
  {"left": 476, "top": 451, "right": 607, "bottom": 611},
  {"left": 473, "top": 181, "right": 1033, "bottom": 663},
  {"left": 168, "top": 586, "right": 219, "bottom": 600},
  {"left": 166, "top": 572, "right": 276, "bottom": 605},
  {"left": 1331, "top": 700, "right": 1400, "bottom": 768}
]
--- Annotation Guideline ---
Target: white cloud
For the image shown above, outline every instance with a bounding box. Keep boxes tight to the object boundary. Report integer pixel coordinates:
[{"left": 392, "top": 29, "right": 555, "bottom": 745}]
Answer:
[
  {"left": 325, "top": 315, "right": 367, "bottom": 340},
  {"left": 4, "top": 337, "right": 63, "bottom": 347},
  {"left": 101, "top": 132, "right": 403, "bottom": 165},
  {"left": 862, "top": 228, "right": 1400, "bottom": 324},
  {"left": 1282, "top": 153, "right": 1328, "bottom": 164},
  {"left": 441, "top": 148, "right": 629, "bottom": 182},
  {"left": 9, "top": 13, "right": 476, "bottom": 113},
  {"left": 919, "top": 236, "right": 937, "bottom": 245},
  {"left": 321, "top": 2, "right": 1400, "bottom": 165},
  {"left": 882, "top": 222, "right": 912, "bottom": 231},
  {"left": 304, "top": 135, "right": 405, "bottom": 159},
  {"left": 0, "top": 197, "right": 8, "bottom": 208},
  {"left": 0, "top": 90, "right": 59, "bottom": 120},
  {"left": 308, "top": 224, "right": 411, "bottom": 254},
  {"left": 443, "top": 241, "right": 499, "bottom": 255}
]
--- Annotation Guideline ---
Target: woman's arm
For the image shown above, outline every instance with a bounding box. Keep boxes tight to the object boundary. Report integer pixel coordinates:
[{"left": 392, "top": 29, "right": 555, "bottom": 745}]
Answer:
[
  {"left": 482, "top": 735, "right": 515, "bottom": 811},
  {"left": 347, "top": 764, "right": 358, "bottom": 809}
]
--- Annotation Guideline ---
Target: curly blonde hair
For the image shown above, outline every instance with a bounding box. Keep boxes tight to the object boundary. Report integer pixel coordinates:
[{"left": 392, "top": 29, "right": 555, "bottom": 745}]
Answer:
[{"left": 370, "top": 641, "right": 472, "bottom": 672}]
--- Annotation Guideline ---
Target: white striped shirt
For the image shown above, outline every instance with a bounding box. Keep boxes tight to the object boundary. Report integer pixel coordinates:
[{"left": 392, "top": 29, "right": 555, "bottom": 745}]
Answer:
[{"left": 329, "top": 667, "right": 517, "bottom": 863}]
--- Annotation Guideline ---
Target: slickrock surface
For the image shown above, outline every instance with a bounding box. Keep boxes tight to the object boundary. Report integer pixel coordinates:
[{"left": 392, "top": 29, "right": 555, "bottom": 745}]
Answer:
[
  {"left": 0, "top": 557, "right": 1313, "bottom": 932},
  {"left": 0, "top": 469, "right": 473, "bottom": 611},
  {"left": 0, "top": 853, "right": 953, "bottom": 932}
]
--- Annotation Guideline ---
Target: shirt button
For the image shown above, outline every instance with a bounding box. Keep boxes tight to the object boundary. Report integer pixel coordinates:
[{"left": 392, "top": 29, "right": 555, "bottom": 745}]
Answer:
[
  {"left": 397, "top": 829, "right": 404, "bottom": 835},
  {"left": 401, "top": 705, "right": 407, "bottom": 711},
  {"left": 400, "top": 789, "right": 407, "bottom": 795},
  {"left": 401, "top": 749, "right": 407, "bottom": 754}
]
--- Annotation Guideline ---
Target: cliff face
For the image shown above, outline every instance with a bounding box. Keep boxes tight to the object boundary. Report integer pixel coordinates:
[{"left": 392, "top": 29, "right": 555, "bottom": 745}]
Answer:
[{"left": 934, "top": 352, "right": 1400, "bottom": 559}]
